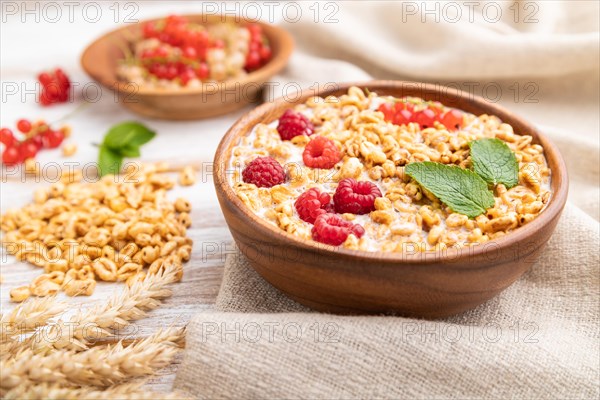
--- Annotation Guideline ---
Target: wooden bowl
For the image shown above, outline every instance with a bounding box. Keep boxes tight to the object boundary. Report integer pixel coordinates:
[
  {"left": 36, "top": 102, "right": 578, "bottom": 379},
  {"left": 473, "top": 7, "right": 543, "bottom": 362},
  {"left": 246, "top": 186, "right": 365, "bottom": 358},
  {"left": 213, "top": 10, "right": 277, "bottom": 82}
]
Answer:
[
  {"left": 81, "top": 15, "right": 293, "bottom": 120},
  {"left": 213, "top": 81, "right": 568, "bottom": 318}
]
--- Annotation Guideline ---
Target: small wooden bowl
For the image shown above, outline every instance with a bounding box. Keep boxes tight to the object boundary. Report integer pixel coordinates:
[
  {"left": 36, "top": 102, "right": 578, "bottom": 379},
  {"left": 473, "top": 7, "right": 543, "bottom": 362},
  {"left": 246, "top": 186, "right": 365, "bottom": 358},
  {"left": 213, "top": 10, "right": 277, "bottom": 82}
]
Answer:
[
  {"left": 81, "top": 15, "right": 293, "bottom": 120},
  {"left": 214, "top": 81, "right": 568, "bottom": 318}
]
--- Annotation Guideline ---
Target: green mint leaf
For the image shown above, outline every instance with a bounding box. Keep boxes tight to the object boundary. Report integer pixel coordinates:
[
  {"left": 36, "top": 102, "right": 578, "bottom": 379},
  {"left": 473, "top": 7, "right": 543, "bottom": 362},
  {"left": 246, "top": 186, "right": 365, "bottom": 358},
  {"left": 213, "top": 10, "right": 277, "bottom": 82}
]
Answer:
[
  {"left": 117, "top": 144, "right": 141, "bottom": 158},
  {"left": 405, "top": 161, "right": 495, "bottom": 218},
  {"left": 98, "top": 145, "right": 123, "bottom": 177},
  {"left": 103, "top": 121, "right": 156, "bottom": 150},
  {"left": 469, "top": 138, "right": 519, "bottom": 188}
]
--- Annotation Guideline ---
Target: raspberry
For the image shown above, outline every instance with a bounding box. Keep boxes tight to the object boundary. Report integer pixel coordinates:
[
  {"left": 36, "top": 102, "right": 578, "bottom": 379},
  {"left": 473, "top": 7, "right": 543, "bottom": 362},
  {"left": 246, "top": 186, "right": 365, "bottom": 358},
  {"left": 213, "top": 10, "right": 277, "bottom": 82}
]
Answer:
[
  {"left": 276, "top": 109, "right": 314, "bottom": 140},
  {"left": 242, "top": 156, "right": 285, "bottom": 188},
  {"left": 311, "top": 213, "right": 365, "bottom": 246},
  {"left": 302, "top": 136, "right": 341, "bottom": 169},
  {"left": 333, "top": 178, "right": 382, "bottom": 214},
  {"left": 294, "top": 188, "right": 333, "bottom": 224}
]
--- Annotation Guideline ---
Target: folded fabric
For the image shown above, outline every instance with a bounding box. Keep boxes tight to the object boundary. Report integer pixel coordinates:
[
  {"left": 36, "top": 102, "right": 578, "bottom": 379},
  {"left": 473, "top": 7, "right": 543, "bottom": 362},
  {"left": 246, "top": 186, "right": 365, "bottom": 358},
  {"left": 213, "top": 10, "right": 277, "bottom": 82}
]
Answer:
[{"left": 174, "top": 203, "right": 599, "bottom": 399}]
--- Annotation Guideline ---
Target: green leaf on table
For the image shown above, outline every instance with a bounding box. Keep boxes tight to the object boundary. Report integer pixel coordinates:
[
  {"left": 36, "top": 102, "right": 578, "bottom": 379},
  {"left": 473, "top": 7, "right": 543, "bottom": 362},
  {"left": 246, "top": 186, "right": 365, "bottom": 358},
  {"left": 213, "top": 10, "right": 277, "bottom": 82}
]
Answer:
[
  {"left": 469, "top": 138, "right": 519, "bottom": 188},
  {"left": 103, "top": 121, "right": 156, "bottom": 150},
  {"left": 98, "top": 145, "right": 123, "bottom": 177},
  {"left": 118, "top": 144, "right": 141, "bottom": 158},
  {"left": 405, "top": 161, "right": 495, "bottom": 218},
  {"left": 96, "top": 121, "right": 156, "bottom": 177}
]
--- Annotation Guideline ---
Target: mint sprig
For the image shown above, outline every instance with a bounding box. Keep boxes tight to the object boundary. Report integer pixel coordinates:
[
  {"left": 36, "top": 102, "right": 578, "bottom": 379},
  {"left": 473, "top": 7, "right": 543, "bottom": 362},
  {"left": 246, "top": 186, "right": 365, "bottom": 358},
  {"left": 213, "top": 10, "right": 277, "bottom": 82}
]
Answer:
[
  {"left": 405, "top": 162, "right": 495, "bottom": 218},
  {"left": 469, "top": 138, "right": 519, "bottom": 188},
  {"left": 97, "top": 122, "right": 156, "bottom": 176}
]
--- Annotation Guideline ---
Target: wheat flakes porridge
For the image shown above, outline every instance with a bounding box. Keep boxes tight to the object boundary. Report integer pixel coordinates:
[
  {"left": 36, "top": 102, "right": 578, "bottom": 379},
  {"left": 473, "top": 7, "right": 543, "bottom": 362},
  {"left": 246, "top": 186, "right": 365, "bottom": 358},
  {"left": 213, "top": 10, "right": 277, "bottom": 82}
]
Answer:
[{"left": 228, "top": 87, "right": 552, "bottom": 252}]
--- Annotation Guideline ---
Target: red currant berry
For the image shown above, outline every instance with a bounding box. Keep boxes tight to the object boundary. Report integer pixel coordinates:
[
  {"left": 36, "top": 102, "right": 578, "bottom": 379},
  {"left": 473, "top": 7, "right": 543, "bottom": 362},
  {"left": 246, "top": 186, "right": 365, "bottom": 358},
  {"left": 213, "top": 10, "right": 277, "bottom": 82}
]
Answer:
[
  {"left": 247, "top": 24, "right": 262, "bottom": 36},
  {"left": 245, "top": 51, "right": 261, "bottom": 71},
  {"left": 0, "top": 128, "right": 16, "bottom": 147},
  {"left": 166, "top": 64, "right": 179, "bottom": 80},
  {"left": 38, "top": 72, "right": 53, "bottom": 86},
  {"left": 377, "top": 103, "right": 394, "bottom": 121},
  {"left": 392, "top": 109, "right": 413, "bottom": 126},
  {"left": 2, "top": 146, "right": 21, "bottom": 165},
  {"left": 42, "top": 130, "right": 64, "bottom": 149},
  {"left": 54, "top": 68, "right": 70, "bottom": 88},
  {"left": 20, "top": 141, "right": 39, "bottom": 159},
  {"left": 156, "top": 46, "right": 169, "bottom": 58},
  {"left": 179, "top": 68, "right": 196, "bottom": 85},
  {"left": 259, "top": 46, "right": 272, "bottom": 61},
  {"left": 182, "top": 46, "right": 197, "bottom": 59},
  {"left": 249, "top": 41, "right": 261, "bottom": 52},
  {"left": 30, "top": 134, "right": 44, "bottom": 149},
  {"left": 413, "top": 108, "right": 436, "bottom": 129},
  {"left": 17, "top": 119, "right": 32, "bottom": 134},
  {"left": 441, "top": 109, "right": 464, "bottom": 130},
  {"left": 428, "top": 102, "right": 444, "bottom": 117},
  {"left": 394, "top": 101, "right": 415, "bottom": 112},
  {"left": 195, "top": 63, "right": 210, "bottom": 80}
]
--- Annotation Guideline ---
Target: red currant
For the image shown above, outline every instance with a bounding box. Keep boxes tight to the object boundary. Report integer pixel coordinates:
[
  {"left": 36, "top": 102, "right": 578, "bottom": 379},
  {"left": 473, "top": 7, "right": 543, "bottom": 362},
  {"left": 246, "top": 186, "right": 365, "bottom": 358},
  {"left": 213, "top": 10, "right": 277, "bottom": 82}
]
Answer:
[
  {"left": 143, "top": 22, "right": 157, "bottom": 38},
  {"left": 20, "top": 141, "right": 39, "bottom": 159},
  {"left": 17, "top": 119, "right": 32, "bottom": 134},
  {"left": 245, "top": 51, "right": 261, "bottom": 70},
  {"left": 179, "top": 68, "right": 196, "bottom": 85},
  {"left": 394, "top": 101, "right": 415, "bottom": 113},
  {"left": 38, "top": 72, "right": 53, "bottom": 86},
  {"left": 0, "top": 128, "right": 16, "bottom": 147},
  {"left": 428, "top": 102, "right": 444, "bottom": 117},
  {"left": 30, "top": 134, "right": 44, "bottom": 149},
  {"left": 441, "top": 109, "right": 464, "bottom": 130},
  {"left": 377, "top": 103, "right": 394, "bottom": 121},
  {"left": 182, "top": 46, "right": 197, "bottom": 59},
  {"left": 2, "top": 146, "right": 21, "bottom": 165},
  {"left": 413, "top": 108, "right": 436, "bottom": 129},
  {"left": 249, "top": 41, "right": 261, "bottom": 52},
  {"left": 393, "top": 109, "right": 413, "bottom": 126},
  {"left": 247, "top": 24, "right": 261, "bottom": 36},
  {"left": 195, "top": 63, "right": 209, "bottom": 80},
  {"left": 42, "top": 130, "right": 64, "bottom": 149}
]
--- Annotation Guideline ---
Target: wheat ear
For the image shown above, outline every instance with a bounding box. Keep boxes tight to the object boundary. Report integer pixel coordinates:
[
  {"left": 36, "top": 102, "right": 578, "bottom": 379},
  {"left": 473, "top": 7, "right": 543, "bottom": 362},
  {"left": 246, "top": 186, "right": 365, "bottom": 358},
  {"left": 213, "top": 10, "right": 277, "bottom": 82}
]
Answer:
[
  {"left": 1, "top": 327, "right": 185, "bottom": 393},
  {"left": 0, "top": 296, "right": 66, "bottom": 343},
  {"left": 4, "top": 381, "right": 190, "bottom": 400},
  {"left": 23, "top": 265, "right": 179, "bottom": 352}
]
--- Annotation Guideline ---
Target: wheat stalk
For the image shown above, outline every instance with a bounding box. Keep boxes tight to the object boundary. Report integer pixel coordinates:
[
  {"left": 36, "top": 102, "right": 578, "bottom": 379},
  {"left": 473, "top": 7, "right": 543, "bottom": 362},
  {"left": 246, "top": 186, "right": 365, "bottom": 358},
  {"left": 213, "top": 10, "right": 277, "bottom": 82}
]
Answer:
[
  {"left": 20, "top": 265, "right": 179, "bottom": 353},
  {"left": 1, "top": 327, "right": 185, "bottom": 394},
  {"left": 0, "top": 296, "right": 66, "bottom": 343},
  {"left": 4, "top": 381, "right": 190, "bottom": 400}
]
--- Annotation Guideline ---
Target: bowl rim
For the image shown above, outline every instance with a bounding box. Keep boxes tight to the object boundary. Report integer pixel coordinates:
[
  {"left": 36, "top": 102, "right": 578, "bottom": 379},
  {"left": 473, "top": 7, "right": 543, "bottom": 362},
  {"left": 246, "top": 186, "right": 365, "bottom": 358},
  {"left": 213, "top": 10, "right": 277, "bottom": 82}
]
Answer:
[
  {"left": 214, "top": 80, "right": 569, "bottom": 264},
  {"left": 80, "top": 13, "right": 294, "bottom": 96}
]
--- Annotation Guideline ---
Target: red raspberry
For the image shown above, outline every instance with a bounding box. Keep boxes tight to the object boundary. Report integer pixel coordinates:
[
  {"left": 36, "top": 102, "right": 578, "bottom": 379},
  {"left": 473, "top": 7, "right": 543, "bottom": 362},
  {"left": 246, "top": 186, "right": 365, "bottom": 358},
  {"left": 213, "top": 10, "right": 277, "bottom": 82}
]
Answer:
[
  {"left": 242, "top": 156, "right": 285, "bottom": 188},
  {"left": 333, "top": 178, "right": 382, "bottom": 214},
  {"left": 276, "top": 109, "right": 314, "bottom": 140},
  {"left": 302, "top": 136, "right": 341, "bottom": 169},
  {"left": 294, "top": 188, "right": 333, "bottom": 224},
  {"left": 311, "top": 213, "right": 365, "bottom": 246}
]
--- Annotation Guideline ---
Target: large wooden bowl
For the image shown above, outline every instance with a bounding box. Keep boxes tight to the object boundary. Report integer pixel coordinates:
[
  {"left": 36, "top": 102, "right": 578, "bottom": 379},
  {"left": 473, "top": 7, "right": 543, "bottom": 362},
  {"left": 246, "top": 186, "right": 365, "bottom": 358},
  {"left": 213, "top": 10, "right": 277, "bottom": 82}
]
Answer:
[
  {"left": 81, "top": 15, "right": 293, "bottom": 120},
  {"left": 214, "top": 81, "right": 568, "bottom": 318}
]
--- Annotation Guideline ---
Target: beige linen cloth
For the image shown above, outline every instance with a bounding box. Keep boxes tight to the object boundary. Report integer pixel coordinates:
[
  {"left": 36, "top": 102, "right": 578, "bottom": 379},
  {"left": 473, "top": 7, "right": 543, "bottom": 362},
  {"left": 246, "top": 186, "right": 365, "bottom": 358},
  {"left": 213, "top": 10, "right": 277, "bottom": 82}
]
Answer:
[{"left": 175, "top": 2, "right": 600, "bottom": 398}]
